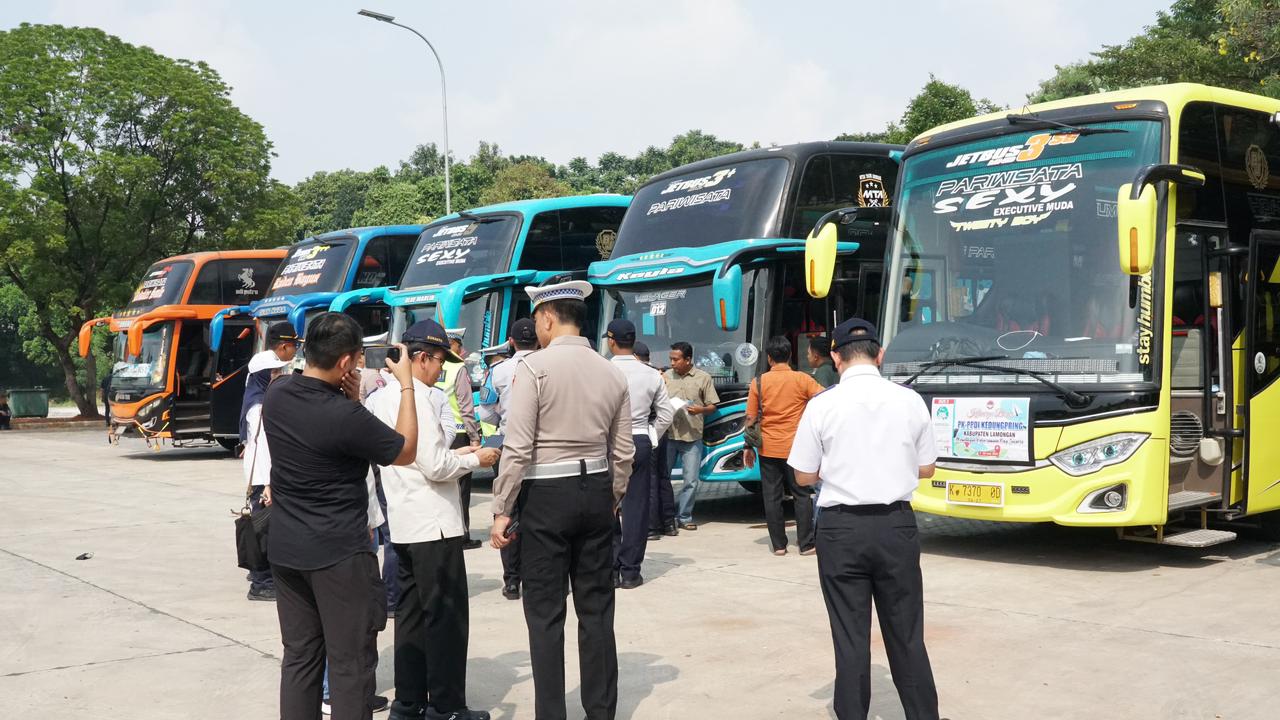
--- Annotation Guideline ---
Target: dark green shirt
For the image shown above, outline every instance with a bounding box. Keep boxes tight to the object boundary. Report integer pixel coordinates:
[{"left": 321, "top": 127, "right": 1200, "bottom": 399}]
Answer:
[{"left": 810, "top": 362, "right": 839, "bottom": 388}]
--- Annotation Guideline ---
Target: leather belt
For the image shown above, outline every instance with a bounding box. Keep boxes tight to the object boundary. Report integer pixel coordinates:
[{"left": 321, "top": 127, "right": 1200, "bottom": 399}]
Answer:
[{"left": 525, "top": 457, "right": 608, "bottom": 479}]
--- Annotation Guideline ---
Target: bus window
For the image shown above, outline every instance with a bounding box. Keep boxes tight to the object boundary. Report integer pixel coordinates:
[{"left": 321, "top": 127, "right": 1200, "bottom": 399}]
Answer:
[
  {"left": 778, "top": 261, "right": 829, "bottom": 368},
  {"left": 353, "top": 234, "right": 418, "bottom": 290},
  {"left": 223, "top": 259, "right": 280, "bottom": 304},
  {"left": 1250, "top": 242, "right": 1280, "bottom": 388},
  {"left": 215, "top": 323, "right": 256, "bottom": 378},
  {"left": 1170, "top": 231, "right": 1208, "bottom": 390},
  {"left": 519, "top": 207, "right": 627, "bottom": 272},
  {"left": 1176, "top": 103, "right": 1226, "bottom": 224},
  {"left": 188, "top": 264, "right": 222, "bottom": 305}
]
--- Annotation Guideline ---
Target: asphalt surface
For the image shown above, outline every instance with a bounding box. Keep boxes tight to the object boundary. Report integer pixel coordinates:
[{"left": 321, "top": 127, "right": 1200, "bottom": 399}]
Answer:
[{"left": 3, "top": 428, "right": 1279, "bottom": 719}]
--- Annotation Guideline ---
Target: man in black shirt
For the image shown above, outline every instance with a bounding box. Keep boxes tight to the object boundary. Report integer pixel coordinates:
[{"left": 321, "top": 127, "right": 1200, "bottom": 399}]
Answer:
[{"left": 265, "top": 312, "right": 419, "bottom": 720}]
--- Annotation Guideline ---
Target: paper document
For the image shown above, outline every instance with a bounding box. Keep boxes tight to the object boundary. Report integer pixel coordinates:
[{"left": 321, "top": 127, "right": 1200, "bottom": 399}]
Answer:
[{"left": 669, "top": 397, "right": 689, "bottom": 414}]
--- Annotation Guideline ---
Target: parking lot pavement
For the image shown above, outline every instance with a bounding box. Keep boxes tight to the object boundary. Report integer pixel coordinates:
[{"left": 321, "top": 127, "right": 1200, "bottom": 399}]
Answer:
[{"left": 4, "top": 429, "right": 1280, "bottom": 719}]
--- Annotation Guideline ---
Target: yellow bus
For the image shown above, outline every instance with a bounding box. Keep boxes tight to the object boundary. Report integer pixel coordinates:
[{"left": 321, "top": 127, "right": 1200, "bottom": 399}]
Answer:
[{"left": 806, "top": 84, "right": 1280, "bottom": 546}]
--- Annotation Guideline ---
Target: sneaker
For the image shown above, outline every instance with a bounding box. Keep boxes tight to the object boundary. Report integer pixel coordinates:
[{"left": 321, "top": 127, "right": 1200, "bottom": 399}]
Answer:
[
  {"left": 247, "top": 586, "right": 276, "bottom": 602},
  {"left": 388, "top": 700, "right": 425, "bottom": 720},
  {"left": 425, "top": 707, "right": 491, "bottom": 720},
  {"left": 502, "top": 582, "right": 520, "bottom": 600},
  {"left": 371, "top": 695, "right": 389, "bottom": 713}
]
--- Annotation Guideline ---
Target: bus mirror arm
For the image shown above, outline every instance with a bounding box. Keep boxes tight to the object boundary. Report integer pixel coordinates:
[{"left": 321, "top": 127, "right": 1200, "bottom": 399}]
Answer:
[{"left": 1116, "top": 164, "right": 1205, "bottom": 276}]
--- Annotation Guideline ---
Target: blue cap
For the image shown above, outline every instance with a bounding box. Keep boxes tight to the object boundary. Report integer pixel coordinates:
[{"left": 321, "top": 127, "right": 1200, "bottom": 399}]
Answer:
[
  {"left": 832, "top": 318, "right": 879, "bottom": 349},
  {"left": 606, "top": 318, "right": 636, "bottom": 342},
  {"left": 403, "top": 319, "right": 463, "bottom": 363}
]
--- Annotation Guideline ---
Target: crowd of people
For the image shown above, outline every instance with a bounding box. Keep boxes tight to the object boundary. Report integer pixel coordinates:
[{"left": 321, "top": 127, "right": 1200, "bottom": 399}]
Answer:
[{"left": 237, "top": 279, "right": 943, "bottom": 720}]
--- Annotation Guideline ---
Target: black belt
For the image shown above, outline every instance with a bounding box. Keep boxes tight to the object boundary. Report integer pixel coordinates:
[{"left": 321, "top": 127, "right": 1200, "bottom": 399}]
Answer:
[{"left": 825, "top": 501, "right": 912, "bottom": 514}]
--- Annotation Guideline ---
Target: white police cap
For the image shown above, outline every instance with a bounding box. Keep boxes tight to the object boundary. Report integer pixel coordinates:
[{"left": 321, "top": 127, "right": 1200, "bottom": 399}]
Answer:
[
  {"left": 445, "top": 327, "right": 466, "bottom": 341},
  {"left": 524, "top": 280, "right": 593, "bottom": 309}
]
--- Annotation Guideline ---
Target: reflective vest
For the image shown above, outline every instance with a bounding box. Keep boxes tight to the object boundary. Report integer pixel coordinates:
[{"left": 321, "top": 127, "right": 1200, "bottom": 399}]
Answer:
[{"left": 438, "top": 361, "right": 467, "bottom": 436}]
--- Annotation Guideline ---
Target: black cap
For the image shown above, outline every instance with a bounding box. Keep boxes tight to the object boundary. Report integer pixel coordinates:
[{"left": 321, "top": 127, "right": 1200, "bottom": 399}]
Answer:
[
  {"left": 267, "top": 322, "right": 299, "bottom": 346},
  {"left": 832, "top": 318, "right": 879, "bottom": 349},
  {"left": 509, "top": 318, "right": 537, "bottom": 345},
  {"left": 633, "top": 341, "right": 650, "bottom": 359},
  {"left": 606, "top": 318, "right": 636, "bottom": 342},
  {"left": 403, "top": 319, "right": 463, "bottom": 363}
]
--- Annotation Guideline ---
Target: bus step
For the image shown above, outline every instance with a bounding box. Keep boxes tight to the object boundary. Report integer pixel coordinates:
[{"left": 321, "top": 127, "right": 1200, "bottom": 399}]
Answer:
[
  {"left": 1167, "top": 490, "right": 1221, "bottom": 512},
  {"left": 1158, "top": 528, "right": 1237, "bottom": 548}
]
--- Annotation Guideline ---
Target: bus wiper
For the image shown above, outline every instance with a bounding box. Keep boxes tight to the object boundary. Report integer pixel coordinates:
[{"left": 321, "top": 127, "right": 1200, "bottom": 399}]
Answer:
[
  {"left": 1006, "top": 113, "right": 1127, "bottom": 136},
  {"left": 906, "top": 356, "right": 1092, "bottom": 409},
  {"left": 457, "top": 211, "right": 502, "bottom": 223}
]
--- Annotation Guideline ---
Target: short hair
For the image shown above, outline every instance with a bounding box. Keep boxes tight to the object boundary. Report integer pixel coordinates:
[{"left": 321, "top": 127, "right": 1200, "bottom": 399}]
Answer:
[
  {"left": 612, "top": 336, "right": 635, "bottom": 351},
  {"left": 634, "top": 347, "right": 650, "bottom": 361},
  {"left": 304, "top": 312, "right": 362, "bottom": 370},
  {"left": 837, "top": 339, "right": 881, "bottom": 363},
  {"left": 513, "top": 337, "right": 537, "bottom": 350},
  {"left": 808, "top": 335, "right": 832, "bottom": 356},
  {"left": 670, "top": 341, "right": 693, "bottom": 361},
  {"left": 535, "top": 298, "right": 587, "bottom": 329},
  {"left": 765, "top": 336, "right": 791, "bottom": 363}
]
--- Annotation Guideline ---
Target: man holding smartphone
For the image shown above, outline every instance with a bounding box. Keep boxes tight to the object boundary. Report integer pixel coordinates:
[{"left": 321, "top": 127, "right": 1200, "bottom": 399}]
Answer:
[
  {"left": 264, "top": 312, "right": 419, "bottom": 720},
  {"left": 367, "top": 319, "right": 498, "bottom": 720}
]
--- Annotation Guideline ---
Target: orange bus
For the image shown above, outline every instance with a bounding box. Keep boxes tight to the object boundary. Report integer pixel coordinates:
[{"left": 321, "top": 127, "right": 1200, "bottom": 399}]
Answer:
[{"left": 79, "top": 250, "right": 285, "bottom": 450}]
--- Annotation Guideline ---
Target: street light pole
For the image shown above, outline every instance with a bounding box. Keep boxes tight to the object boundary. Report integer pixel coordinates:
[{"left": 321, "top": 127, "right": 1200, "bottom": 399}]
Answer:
[{"left": 358, "top": 9, "right": 452, "bottom": 215}]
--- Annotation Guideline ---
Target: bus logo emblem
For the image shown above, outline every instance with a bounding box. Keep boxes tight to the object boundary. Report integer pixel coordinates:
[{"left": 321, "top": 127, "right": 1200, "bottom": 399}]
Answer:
[
  {"left": 1246, "top": 144, "right": 1269, "bottom": 190},
  {"left": 857, "top": 174, "right": 888, "bottom": 207}
]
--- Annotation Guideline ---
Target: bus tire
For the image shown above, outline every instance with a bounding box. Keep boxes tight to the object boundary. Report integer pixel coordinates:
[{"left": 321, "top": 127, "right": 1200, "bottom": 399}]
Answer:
[
  {"left": 216, "top": 437, "right": 240, "bottom": 455},
  {"left": 738, "top": 481, "right": 762, "bottom": 494}
]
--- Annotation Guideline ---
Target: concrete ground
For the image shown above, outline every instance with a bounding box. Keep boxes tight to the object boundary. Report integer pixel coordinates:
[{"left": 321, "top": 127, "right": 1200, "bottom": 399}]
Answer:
[{"left": 2, "top": 429, "right": 1278, "bottom": 720}]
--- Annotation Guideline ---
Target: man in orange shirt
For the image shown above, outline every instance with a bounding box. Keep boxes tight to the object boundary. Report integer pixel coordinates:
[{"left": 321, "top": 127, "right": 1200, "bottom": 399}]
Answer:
[{"left": 746, "top": 336, "right": 824, "bottom": 556}]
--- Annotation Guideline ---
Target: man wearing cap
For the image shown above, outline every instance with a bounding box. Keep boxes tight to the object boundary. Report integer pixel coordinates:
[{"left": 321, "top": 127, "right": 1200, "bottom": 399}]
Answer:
[
  {"left": 632, "top": 343, "right": 677, "bottom": 540},
  {"left": 663, "top": 342, "right": 720, "bottom": 531},
  {"left": 490, "top": 281, "right": 634, "bottom": 720},
  {"left": 475, "top": 318, "right": 539, "bottom": 600},
  {"left": 787, "top": 318, "right": 940, "bottom": 720},
  {"left": 607, "top": 320, "right": 673, "bottom": 589},
  {"left": 240, "top": 322, "right": 299, "bottom": 444},
  {"left": 439, "top": 328, "right": 483, "bottom": 549},
  {"left": 367, "top": 319, "right": 499, "bottom": 720}
]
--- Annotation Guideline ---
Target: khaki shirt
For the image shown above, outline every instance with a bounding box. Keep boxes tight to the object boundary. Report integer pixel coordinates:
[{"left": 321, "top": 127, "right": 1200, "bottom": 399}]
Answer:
[
  {"left": 663, "top": 367, "right": 720, "bottom": 442},
  {"left": 491, "top": 335, "right": 635, "bottom": 516}
]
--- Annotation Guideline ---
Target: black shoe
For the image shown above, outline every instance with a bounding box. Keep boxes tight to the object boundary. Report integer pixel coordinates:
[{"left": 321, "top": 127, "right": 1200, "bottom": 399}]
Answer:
[
  {"left": 647, "top": 529, "right": 663, "bottom": 540},
  {"left": 463, "top": 538, "right": 483, "bottom": 550},
  {"left": 387, "top": 607, "right": 396, "bottom": 619},
  {"left": 618, "top": 574, "right": 644, "bottom": 590},
  {"left": 662, "top": 523, "right": 679, "bottom": 537},
  {"left": 389, "top": 700, "right": 425, "bottom": 720},
  {"left": 425, "top": 708, "right": 491, "bottom": 720},
  {"left": 371, "top": 695, "right": 390, "bottom": 713},
  {"left": 502, "top": 582, "right": 520, "bottom": 600},
  {"left": 247, "top": 586, "right": 276, "bottom": 602}
]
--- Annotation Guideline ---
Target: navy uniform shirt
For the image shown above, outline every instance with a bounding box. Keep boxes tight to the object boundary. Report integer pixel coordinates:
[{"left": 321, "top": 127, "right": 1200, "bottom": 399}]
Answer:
[{"left": 264, "top": 374, "right": 404, "bottom": 570}]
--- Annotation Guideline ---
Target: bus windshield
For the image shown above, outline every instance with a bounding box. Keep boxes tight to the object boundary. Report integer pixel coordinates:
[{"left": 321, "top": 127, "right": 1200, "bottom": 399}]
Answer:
[
  {"left": 269, "top": 240, "right": 355, "bottom": 297},
  {"left": 398, "top": 215, "right": 521, "bottom": 290},
  {"left": 882, "top": 120, "right": 1164, "bottom": 386},
  {"left": 111, "top": 322, "right": 171, "bottom": 391},
  {"left": 611, "top": 158, "right": 790, "bottom": 257},
  {"left": 124, "top": 261, "right": 194, "bottom": 312},
  {"left": 602, "top": 279, "right": 749, "bottom": 384}
]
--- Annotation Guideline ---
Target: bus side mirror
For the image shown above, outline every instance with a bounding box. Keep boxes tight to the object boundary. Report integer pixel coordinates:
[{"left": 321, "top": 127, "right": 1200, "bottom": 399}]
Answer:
[
  {"left": 438, "top": 284, "right": 466, "bottom": 329},
  {"left": 1116, "top": 164, "right": 1205, "bottom": 276},
  {"left": 805, "top": 222, "right": 840, "bottom": 299},
  {"left": 78, "top": 318, "right": 107, "bottom": 358},
  {"left": 713, "top": 264, "right": 743, "bottom": 331}
]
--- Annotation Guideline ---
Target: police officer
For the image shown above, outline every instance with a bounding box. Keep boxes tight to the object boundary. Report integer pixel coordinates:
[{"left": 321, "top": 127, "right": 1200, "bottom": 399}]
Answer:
[
  {"left": 490, "top": 281, "right": 634, "bottom": 720},
  {"left": 440, "top": 327, "right": 482, "bottom": 549},
  {"left": 606, "top": 319, "right": 673, "bottom": 589},
  {"left": 787, "top": 318, "right": 940, "bottom": 720},
  {"left": 476, "top": 318, "right": 539, "bottom": 600}
]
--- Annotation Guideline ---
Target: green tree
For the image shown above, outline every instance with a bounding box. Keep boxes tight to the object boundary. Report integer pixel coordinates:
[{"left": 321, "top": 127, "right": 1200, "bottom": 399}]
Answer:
[
  {"left": 1218, "top": 0, "right": 1280, "bottom": 97},
  {"left": 479, "top": 161, "right": 571, "bottom": 205},
  {"left": 351, "top": 181, "right": 429, "bottom": 226},
  {"left": 0, "top": 24, "right": 278, "bottom": 416},
  {"left": 838, "top": 76, "right": 1002, "bottom": 145}
]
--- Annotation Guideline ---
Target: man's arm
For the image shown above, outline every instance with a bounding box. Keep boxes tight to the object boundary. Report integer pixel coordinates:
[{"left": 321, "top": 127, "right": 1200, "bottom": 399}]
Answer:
[
  {"left": 610, "top": 386, "right": 636, "bottom": 505},
  {"left": 387, "top": 345, "right": 418, "bottom": 465},
  {"left": 913, "top": 393, "right": 939, "bottom": 481},
  {"left": 692, "top": 373, "right": 721, "bottom": 414},
  {"left": 490, "top": 361, "right": 538, "bottom": 548},
  {"left": 787, "top": 405, "right": 822, "bottom": 487},
  {"left": 454, "top": 369, "right": 481, "bottom": 443},
  {"left": 651, "top": 375, "right": 674, "bottom": 439}
]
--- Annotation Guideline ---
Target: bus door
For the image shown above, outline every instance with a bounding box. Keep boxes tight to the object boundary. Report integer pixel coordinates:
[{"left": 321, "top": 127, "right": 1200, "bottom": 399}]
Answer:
[
  {"left": 1243, "top": 231, "right": 1280, "bottom": 514},
  {"left": 210, "top": 318, "right": 256, "bottom": 440}
]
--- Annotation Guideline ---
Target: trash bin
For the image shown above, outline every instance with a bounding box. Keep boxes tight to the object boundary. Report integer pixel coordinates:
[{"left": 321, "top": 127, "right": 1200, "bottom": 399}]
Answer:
[{"left": 7, "top": 388, "right": 50, "bottom": 418}]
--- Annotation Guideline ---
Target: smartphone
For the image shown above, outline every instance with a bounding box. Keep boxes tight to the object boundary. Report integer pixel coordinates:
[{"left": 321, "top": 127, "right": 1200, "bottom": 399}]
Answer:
[
  {"left": 503, "top": 519, "right": 520, "bottom": 539},
  {"left": 385, "top": 346, "right": 401, "bottom": 363}
]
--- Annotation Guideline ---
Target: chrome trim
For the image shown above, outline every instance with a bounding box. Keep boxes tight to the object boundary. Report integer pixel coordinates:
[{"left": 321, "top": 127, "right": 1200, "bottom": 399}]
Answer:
[{"left": 1035, "top": 406, "right": 1159, "bottom": 427}]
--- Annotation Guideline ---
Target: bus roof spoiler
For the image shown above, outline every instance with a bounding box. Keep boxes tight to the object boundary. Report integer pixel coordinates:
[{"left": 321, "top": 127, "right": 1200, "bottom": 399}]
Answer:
[
  {"left": 126, "top": 308, "right": 198, "bottom": 357},
  {"left": 77, "top": 316, "right": 113, "bottom": 358},
  {"left": 713, "top": 239, "right": 860, "bottom": 331}
]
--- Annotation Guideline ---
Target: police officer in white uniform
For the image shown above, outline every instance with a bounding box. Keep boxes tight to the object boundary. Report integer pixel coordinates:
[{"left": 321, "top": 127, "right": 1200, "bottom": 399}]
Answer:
[{"left": 787, "top": 318, "right": 940, "bottom": 720}]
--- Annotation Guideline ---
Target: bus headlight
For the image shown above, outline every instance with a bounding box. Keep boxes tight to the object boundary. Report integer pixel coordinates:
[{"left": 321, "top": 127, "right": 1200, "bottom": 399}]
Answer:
[
  {"left": 703, "top": 414, "right": 745, "bottom": 446},
  {"left": 1049, "top": 433, "right": 1148, "bottom": 476}
]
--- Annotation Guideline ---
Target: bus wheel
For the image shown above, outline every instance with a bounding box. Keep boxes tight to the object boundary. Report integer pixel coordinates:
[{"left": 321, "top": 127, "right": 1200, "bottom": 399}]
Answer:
[
  {"left": 216, "top": 437, "right": 240, "bottom": 455},
  {"left": 738, "top": 481, "right": 762, "bottom": 494}
]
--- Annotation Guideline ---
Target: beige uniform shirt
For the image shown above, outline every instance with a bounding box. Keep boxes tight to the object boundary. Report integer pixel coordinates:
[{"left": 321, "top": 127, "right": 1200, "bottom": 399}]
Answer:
[
  {"left": 663, "top": 367, "right": 720, "bottom": 442},
  {"left": 491, "top": 335, "right": 635, "bottom": 516}
]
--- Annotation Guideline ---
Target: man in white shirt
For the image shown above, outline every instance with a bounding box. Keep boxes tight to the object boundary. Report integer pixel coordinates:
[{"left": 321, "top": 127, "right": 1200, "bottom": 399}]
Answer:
[
  {"left": 606, "top": 320, "right": 673, "bottom": 589},
  {"left": 366, "top": 319, "right": 498, "bottom": 720},
  {"left": 242, "top": 353, "right": 289, "bottom": 602},
  {"left": 787, "top": 318, "right": 940, "bottom": 720},
  {"left": 475, "top": 318, "right": 538, "bottom": 600}
]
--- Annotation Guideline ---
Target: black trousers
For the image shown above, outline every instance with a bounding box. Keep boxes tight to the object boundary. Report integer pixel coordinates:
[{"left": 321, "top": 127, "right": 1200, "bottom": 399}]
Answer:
[
  {"left": 759, "top": 455, "right": 815, "bottom": 552},
  {"left": 614, "top": 434, "right": 653, "bottom": 580},
  {"left": 520, "top": 470, "right": 618, "bottom": 720},
  {"left": 816, "top": 502, "right": 938, "bottom": 720},
  {"left": 648, "top": 436, "right": 676, "bottom": 532},
  {"left": 496, "top": 458, "right": 522, "bottom": 586},
  {"left": 274, "top": 552, "right": 386, "bottom": 720},
  {"left": 393, "top": 536, "right": 469, "bottom": 713},
  {"left": 451, "top": 433, "right": 473, "bottom": 536}
]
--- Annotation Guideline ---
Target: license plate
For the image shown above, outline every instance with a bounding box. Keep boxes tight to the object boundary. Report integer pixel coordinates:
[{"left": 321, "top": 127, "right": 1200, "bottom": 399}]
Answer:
[{"left": 946, "top": 481, "right": 1004, "bottom": 507}]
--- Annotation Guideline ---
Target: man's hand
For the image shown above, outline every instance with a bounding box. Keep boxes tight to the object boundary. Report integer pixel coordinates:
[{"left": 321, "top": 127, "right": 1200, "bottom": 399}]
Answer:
[
  {"left": 453, "top": 445, "right": 477, "bottom": 456},
  {"left": 744, "top": 449, "right": 756, "bottom": 469},
  {"left": 385, "top": 342, "right": 414, "bottom": 386},
  {"left": 340, "top": 370, "right": 360, "bottom": 400},
  {"left": 491, "top": 515, "right": 513, "bottom": 549},
  {"left": 474, "top": 447, "right": 500, "bottom": 468},
  {"left": 261, "top": 486, "right": 272, "bottom": 506}
]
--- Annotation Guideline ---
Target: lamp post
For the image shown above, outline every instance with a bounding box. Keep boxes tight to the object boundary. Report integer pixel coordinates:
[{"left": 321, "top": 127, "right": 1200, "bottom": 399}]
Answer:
[{"left": 358, "top": 9, "right": 452, "bottom": 215}]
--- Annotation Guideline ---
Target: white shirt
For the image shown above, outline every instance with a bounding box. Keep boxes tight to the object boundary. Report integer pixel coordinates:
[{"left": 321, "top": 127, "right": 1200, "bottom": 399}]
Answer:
[
  {"left": 611, "top": 354, "right": 674, "bottom": 440},
  {"left": 365, "top": 375, "right": 479, "bottom": 543},
  {"left": 368, "top": 368, "right": 452, "bottom": 440},
  {"left": 242, "top": 404, "right": 272, "bottom": 487},
  {"left": 478, "top": 349, "right": 533, "bottom": 436},
  {"left": 788, "top": 365, "right": 936, "bottom": 507}
]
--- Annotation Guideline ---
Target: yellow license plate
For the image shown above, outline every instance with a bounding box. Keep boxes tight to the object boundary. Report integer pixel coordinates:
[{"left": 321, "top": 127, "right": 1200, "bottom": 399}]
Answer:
[{"left": 946, "top": 481, "right": 1004, "bottom": 507}]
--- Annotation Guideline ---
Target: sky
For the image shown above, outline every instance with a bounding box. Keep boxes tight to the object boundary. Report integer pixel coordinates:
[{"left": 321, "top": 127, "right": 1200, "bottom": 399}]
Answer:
[{"left": 4, "top": 0, "right": 1175, "bottom": 185}]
